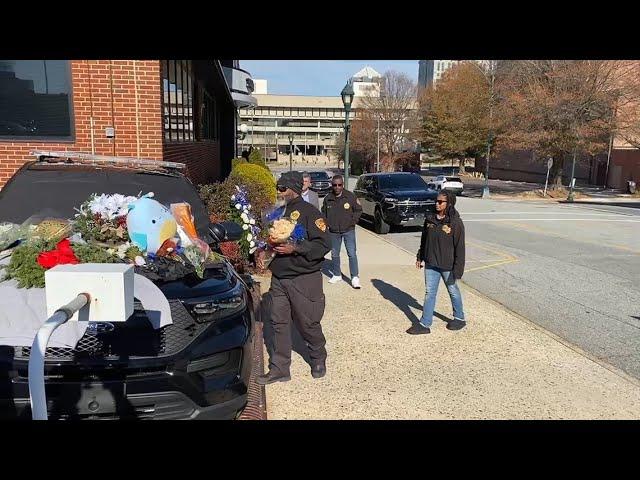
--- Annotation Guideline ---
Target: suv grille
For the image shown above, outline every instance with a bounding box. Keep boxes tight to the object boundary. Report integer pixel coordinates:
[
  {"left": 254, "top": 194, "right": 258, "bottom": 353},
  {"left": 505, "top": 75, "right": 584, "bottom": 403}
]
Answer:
[{"left": 16, "top": 301, "right": 209, "bottom": 361}]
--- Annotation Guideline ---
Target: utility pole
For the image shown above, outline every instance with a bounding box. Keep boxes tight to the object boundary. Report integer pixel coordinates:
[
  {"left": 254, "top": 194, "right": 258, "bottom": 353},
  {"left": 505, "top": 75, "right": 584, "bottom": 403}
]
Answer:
[{"left": 376, "top": 116, "right": 380, "bottom": 173}]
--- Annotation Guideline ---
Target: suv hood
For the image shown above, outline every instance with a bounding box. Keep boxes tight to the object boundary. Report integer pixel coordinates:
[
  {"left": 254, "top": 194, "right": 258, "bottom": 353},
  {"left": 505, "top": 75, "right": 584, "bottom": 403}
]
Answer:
[
  {"left": 157, "top": 263, "right": 237, "bottom": 300},
  {"left": 381, "top": 188, "right": 438, "bottom": 201}
]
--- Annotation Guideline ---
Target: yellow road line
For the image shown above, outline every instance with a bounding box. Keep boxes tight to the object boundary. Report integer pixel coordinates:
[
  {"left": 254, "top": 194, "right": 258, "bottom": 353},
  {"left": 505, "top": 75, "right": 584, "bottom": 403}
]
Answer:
[
  {"left": 466, "top": 258, "right": 519, "bottom": 273},
  {"left": 466, "top": 240, "right": 519, "bottom": 262}
]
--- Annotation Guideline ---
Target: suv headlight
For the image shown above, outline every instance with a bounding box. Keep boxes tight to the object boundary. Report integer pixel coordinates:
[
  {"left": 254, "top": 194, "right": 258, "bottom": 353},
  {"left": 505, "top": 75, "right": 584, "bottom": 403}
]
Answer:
[
  {"left": 185, "top": 281, "right": 247, "bottom": 323},
  {"left": 383, "top": 196, "right": 398, "bottom": 208}
]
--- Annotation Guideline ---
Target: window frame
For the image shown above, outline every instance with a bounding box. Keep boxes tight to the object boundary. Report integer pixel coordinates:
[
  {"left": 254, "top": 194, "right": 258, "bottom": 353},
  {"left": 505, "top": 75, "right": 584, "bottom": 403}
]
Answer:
[{"left": 0, "top": 60, "right": 75, "bottom": 142}]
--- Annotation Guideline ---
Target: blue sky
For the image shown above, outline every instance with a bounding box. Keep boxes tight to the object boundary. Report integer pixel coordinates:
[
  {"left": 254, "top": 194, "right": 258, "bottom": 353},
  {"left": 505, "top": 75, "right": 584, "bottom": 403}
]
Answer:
[{"left": 240, "top": 60, "right": 419, "bottom": 96}]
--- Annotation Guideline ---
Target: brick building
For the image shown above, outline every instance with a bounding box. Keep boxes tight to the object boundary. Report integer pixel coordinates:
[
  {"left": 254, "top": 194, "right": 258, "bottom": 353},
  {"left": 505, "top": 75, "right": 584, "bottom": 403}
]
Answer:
[{"left": 0, "top": 60, "right": 256, "bottom": 187}]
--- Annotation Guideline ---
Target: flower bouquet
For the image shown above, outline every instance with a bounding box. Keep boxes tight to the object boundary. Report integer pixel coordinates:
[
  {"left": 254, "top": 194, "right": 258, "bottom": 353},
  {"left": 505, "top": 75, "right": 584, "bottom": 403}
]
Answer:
[{"left": 257, "top": 204, "right": 306, "bottom": 268}]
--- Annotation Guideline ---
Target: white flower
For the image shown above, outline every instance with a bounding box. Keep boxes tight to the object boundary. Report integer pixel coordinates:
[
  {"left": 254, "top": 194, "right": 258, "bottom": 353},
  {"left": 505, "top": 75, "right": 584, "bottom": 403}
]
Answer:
[
  {"left": 249, "top": 219, "right": 256, "bottom": 225},
  {"left": 242, "top": 224, "right": 249, "bottom": 230},
  {"left": 134, "top": 255, "right": 146, "bottom": 266},
  {"left": 231, "top": 195, "right": 236, "bottom": 201},
  {"left": 247, "top": 204, "right": 251, "bottom": 210},
  {"left": 249, "top": 247, "right": 257, "bottom": 254},
  {"left": 116, "top": 242, "right": 131, "bottom": 259},
  {"left": 240, "top": 213, "right": 249, "bottom": 223},
  {"left": 235, "top": 203, "right": 242, "bottom": 210},
  {"left": 88, "top": 193, "right": 137, "bottom": 219},
  {"left": 246, "top": 234, "right": 253, "bottom": 242},
  {"left": 249, "top": 241, "right": 255, "bottom": 247}
]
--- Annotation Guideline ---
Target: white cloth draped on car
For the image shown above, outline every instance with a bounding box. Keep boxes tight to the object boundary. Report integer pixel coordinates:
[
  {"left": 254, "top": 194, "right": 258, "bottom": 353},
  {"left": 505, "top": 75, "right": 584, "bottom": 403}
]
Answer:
[{"left": 0, "top": 257, "right": 172, "bottom": 349}]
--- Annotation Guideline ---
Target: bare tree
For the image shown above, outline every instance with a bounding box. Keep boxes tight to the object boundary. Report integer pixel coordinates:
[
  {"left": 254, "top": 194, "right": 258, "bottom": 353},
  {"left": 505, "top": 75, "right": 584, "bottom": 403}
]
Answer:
[
  {"left": 416, "top": 62, "right": 492, "bottom": 173},
  {"left": 497, "top": 60, "right": 626, "bottom": 187},
  {"left": 354, "top": 71, "right": 418, "bottom": 171}
]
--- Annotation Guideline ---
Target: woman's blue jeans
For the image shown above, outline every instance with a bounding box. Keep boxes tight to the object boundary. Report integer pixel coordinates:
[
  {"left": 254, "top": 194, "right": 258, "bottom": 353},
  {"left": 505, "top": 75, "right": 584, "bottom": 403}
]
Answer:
[{"left": 419, "top": 266, "right": 465, "bottom": 327}]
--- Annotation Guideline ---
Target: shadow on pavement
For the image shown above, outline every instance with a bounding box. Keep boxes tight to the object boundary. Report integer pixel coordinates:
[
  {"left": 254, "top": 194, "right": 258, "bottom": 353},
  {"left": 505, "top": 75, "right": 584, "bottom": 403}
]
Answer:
[
  {"left": 371, "top": 278, "right": 449, "bottom": 327},
  {"left": 259, "top": 292, "right": 313, "bottom": 367}
]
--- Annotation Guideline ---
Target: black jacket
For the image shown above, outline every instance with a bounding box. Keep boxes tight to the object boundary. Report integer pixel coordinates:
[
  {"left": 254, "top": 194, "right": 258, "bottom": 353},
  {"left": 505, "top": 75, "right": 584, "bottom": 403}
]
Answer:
[
  {"left": 321, "top": 190, "right": 362, "bottom": 234},
  {"left": 416, "top": 206, "right": 465, "bottom": 279},
  {"left": 269, "top": 196, "right": 331, "bottom": 279}
]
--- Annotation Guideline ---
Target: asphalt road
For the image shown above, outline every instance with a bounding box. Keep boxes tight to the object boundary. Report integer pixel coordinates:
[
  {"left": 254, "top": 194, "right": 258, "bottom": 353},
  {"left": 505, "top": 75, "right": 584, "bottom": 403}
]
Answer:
[{"left": 365, "top": 197, "right": 640, "bottom": 379}]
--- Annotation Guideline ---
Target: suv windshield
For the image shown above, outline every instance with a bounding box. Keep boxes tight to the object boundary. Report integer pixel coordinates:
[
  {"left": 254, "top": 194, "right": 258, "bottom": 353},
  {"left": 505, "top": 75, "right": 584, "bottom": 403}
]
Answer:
[
  {"left": 446, "top": 177, "right": 462, "bottom": 182},
  {"left": 378, "top": 174, "right": 427, "bottom": 190},
  {"left": 0, "top": 165, "right": 212, "bottom": 240},
  {"left": 309, "top": 172, "right": 330, "bottom": 181}
]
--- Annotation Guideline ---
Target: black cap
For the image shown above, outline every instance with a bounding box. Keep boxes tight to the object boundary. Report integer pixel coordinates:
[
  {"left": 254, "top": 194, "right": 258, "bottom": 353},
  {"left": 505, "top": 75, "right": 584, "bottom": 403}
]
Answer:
[{"left": 277, "top": 171, "right": 303, "bottom": 194}]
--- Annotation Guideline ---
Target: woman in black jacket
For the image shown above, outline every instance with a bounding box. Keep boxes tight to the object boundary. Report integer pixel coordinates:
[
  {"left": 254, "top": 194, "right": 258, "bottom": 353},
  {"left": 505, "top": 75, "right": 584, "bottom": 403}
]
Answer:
[{"left": 408, "top": 189, "right": 466, "bottom": 335}]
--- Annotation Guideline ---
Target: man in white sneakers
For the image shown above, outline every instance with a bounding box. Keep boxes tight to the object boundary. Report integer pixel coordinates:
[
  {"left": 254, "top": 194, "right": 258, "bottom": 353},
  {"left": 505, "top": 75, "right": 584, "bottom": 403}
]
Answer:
[{"left": 321, "top": 174, "right": 362, "bottom": 289}]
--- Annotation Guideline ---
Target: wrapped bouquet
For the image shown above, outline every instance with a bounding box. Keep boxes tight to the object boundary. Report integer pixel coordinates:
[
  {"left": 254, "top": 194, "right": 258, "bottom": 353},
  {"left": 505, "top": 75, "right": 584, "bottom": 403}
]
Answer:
[{"left": 257, "top": 204, "right": 306, "bottom": 268}]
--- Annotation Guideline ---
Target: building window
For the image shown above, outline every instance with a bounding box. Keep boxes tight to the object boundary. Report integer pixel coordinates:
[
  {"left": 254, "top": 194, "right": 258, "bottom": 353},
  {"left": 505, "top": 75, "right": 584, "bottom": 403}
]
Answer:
[
  {"left": 0, "top": 60, "right": 73, "bottom": 139},
  {"left": 199, "top": 89, "right": 218, "bottom": 140},
  {"left": 161, "top": 60, "right": 194, "bottom": 142}
]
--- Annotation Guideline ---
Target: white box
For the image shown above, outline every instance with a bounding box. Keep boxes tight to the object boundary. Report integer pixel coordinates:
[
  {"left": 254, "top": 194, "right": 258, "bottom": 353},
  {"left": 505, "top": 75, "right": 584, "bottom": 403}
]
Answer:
[{"left": 45, "top": 264, "right": 134, "bottom": 323}]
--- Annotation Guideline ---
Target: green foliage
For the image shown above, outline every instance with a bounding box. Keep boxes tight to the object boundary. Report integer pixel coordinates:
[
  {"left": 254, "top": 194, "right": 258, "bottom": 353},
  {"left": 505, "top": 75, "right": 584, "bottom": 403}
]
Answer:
[
  {"left": 72, "top": 243, "right": 120, "bottom": 264},
  {"left": 1, "top": 239, "right": 55, "bottom": 289},
  {"left": 229, "top": 162, "right": 276, "bottom": 210},
  {"left": 248, "top": 148, "right": 268, "bottom": 169},
  {"left": 199, "top": 181, "right": 238, "bottom": 222},
  {"left": 232, "top": 157, "right": 248, "bottom": 170}
]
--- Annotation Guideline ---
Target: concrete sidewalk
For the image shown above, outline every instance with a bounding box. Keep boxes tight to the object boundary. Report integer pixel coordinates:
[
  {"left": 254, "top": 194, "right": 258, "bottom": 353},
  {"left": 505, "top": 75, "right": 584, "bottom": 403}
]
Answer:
[{"left": 255, "top": 226, "right": 640, "bottom": 419}]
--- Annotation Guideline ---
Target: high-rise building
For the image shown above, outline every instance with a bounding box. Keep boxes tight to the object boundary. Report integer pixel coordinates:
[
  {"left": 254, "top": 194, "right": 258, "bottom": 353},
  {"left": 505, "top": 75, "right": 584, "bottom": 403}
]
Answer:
[
  {"left": 418, "top": 60, "right": 492, "bottom": 88},
  {"left": 351, "top": 65, "right": 382, "bottom": 97}
]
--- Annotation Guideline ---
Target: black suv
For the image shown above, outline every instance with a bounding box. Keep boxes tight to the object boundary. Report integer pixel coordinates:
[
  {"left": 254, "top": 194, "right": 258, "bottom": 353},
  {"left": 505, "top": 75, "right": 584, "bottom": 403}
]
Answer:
[
  {"left": 307, "top": 171, "right": 332, "bottom": 196},
  {"left": 354, "top": 172, "right": 437, "bottom": 234},
  {"left": 0, "top": 160, "right": 256, "bottom": 420}
]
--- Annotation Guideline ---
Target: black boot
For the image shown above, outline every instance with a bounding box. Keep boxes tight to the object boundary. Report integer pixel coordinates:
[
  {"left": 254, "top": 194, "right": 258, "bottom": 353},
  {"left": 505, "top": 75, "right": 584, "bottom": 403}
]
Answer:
[
  {"left": 256, "top": 370, "right": 291, "bottom": 385},
  {"left": 311, "top": 363, "right": 326, "bottom": 379}
]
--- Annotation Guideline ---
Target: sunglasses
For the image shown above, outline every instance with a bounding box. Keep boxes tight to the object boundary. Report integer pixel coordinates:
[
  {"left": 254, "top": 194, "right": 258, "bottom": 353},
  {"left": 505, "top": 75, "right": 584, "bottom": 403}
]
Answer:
[
  {"left": 277, "top": 185, "right": 288, "bottom": 192},
  {"left": 436, "top": 200, "right": 448, "bottom": 204},
  {"left": 332, "top": 183, "right": 343, "bottom": 187}
]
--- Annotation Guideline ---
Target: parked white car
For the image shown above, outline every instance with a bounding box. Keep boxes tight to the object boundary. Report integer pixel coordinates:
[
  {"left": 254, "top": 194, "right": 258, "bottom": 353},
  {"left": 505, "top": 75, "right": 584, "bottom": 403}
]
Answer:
[{"left": 428, "top": 175, "right": 464, "bottom": 195}]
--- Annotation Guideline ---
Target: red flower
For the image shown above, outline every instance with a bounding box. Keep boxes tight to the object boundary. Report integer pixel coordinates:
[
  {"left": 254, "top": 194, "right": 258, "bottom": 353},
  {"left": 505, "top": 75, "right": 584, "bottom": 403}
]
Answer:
[{"left": 37, "top": 238, "right": 80, "bottom": 269}]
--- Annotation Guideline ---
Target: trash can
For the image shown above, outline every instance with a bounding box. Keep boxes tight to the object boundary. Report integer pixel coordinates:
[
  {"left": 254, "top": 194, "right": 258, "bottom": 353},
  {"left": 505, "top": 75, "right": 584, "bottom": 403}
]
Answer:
[{"left": 628, "top": 180, "right": 636, "bottom": 194}]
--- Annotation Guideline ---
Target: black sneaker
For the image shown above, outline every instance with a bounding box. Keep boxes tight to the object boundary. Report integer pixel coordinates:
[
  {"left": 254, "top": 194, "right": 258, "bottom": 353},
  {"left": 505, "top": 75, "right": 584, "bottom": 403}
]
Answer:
[
  {"left": 406, "top": 324, "right": 431, "bottom": 335},
  {"left": 446, "top": 319, "right": 467, "bottom": 331}
]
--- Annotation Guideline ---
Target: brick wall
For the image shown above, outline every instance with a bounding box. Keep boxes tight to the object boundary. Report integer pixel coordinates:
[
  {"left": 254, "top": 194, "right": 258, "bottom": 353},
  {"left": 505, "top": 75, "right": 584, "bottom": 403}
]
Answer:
[
  {"left": 608, "top": 148, "right": 640, "bottom": 189},
  {"left": 0, "top": 60, "right": 163, "bottom": 187},
  {"left": 163, "top": 141, "right": 221, "bottom": 186}
]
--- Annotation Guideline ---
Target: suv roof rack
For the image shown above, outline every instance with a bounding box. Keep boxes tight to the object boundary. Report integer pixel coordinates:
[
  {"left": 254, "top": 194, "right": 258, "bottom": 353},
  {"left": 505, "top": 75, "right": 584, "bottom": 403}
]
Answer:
[{"left": 31, "top": 150, "right": 186, "bottom": 171}]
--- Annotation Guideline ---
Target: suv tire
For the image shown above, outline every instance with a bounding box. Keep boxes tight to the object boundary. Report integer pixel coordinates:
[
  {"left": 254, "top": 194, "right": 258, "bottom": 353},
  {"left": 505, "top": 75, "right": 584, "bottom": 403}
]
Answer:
[{"left": 374, "top": 207, "right": 391, "bottom": 235}]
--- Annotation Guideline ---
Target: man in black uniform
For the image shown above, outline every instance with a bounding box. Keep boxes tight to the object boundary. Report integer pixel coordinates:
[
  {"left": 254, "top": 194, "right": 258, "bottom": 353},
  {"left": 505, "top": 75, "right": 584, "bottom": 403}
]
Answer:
[
  {"left": 321, "top": 174, "right": 363, "bottom": 289},
  {"left": 256, "top": 171, "right": 331, "bottom": 385}
]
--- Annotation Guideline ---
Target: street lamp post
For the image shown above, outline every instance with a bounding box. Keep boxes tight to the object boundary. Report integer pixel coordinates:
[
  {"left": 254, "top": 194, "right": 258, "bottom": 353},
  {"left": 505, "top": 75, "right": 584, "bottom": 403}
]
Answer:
[
  {"left": 341, "top": 81, "right": 355, "bottom": 190},
  {"left": 482, "top": 60, "right": 496, "bottom": 199},
  {"left": 567, "top": 149, "right": 577, "bottom": 202},
  {"left": 288, "top": 133, "right": 294, "bottom": 172},
  {"left": 376, "top": 116, "right": 380, "bottom": 173}
]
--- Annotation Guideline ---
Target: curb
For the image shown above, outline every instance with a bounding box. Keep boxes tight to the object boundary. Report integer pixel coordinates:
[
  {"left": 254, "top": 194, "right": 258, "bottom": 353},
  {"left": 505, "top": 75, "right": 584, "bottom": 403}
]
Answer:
[{"left": 237, "top": 281, "right": 268, "bottom": 420}]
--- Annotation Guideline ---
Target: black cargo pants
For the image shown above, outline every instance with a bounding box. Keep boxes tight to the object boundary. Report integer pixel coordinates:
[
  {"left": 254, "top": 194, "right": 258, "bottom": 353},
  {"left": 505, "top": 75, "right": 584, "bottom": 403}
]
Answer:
[{"left": 268, "top": 271, "right": 327, "bottom": 376}]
